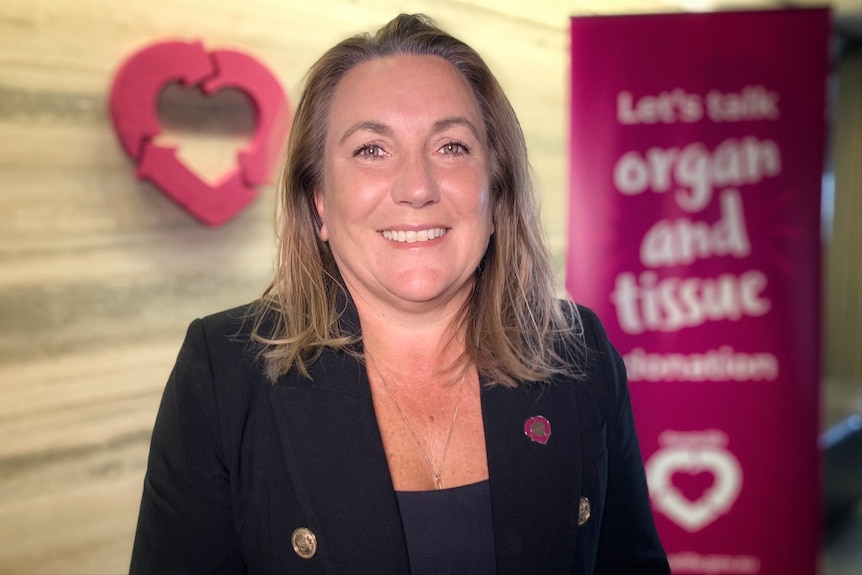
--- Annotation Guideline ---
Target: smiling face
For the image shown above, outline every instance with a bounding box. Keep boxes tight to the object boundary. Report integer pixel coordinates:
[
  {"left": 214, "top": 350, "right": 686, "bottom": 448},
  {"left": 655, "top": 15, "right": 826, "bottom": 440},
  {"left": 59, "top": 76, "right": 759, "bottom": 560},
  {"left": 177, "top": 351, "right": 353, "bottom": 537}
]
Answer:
[{"left": 316, "top": 54, "right": 494, "bottom": 316}]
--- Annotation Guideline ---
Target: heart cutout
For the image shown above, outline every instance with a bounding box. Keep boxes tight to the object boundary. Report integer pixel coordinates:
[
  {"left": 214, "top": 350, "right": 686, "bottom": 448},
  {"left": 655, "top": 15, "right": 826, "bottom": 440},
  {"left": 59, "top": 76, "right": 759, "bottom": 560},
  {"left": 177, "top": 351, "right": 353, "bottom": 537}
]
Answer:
[
  {"left": 155, "top": 83, "right": 256, "bottom": 186},
  {"left": 646, "top": 443, "right": 742, "bottom": 532},
  {"left": 671, "top": 470, "right": 715, "bottom": 502},
  {"left": 109, "top": 41, "right": 291, "bottom": 226}
]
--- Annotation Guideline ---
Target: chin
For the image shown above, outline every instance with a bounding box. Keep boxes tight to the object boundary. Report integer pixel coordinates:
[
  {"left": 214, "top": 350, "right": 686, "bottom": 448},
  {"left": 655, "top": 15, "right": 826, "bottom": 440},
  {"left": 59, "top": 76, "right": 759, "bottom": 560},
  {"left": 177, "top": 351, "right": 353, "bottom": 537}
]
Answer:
[
  {"left": 390, "top": 285, "right": 448, "bottom": 304},
  {"left": 387, "top": 273, "right": 470, "bottom": 306}
]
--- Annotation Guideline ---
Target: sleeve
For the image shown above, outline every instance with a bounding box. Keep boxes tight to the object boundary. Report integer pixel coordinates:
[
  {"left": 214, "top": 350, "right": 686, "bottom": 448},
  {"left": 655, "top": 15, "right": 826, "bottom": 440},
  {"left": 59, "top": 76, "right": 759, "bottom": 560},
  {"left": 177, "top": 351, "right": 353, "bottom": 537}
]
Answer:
[
  {"left": 585, "top": 309, "right": 670, "bottom": 575},
  {"left": 129, "top": 319, "right": 246, "bottom": 575}
]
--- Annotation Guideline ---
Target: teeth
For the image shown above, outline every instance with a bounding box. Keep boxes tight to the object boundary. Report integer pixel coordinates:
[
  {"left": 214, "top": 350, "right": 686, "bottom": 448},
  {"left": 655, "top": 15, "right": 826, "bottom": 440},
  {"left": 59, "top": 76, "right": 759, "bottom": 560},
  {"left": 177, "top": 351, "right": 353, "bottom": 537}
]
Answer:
[{"left": 381, "top": 228, "right": 447, "bottom": 243}]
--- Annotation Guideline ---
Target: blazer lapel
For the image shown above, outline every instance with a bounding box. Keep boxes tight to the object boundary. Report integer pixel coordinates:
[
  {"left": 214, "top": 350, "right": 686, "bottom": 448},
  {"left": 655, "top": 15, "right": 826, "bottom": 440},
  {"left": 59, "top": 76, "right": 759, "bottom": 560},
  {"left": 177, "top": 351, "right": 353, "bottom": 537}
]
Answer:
[
  {"left": 268, "top": 349, "right": 410, "bottom": 574},
  {"left": 482, "top": 379, "right": 583, "bottom": 574}
]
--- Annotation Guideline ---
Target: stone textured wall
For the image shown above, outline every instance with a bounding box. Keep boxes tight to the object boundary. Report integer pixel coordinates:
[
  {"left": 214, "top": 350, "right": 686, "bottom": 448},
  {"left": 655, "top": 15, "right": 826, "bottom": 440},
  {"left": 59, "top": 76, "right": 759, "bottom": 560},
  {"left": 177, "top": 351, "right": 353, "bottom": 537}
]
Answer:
[{"left": 0, "top": 1, "right": 857, "bottom": 573}]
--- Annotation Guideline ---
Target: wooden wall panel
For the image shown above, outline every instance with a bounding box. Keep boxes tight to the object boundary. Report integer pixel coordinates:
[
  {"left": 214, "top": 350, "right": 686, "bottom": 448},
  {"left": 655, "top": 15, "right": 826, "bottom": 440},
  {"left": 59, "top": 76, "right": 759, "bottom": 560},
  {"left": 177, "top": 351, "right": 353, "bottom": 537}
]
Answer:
[
  {"left": 0, "top": 0, "right": 858, "bottom": 573},
  {"left": 823, "top": 48, "right": 862, "bottom": 427}
]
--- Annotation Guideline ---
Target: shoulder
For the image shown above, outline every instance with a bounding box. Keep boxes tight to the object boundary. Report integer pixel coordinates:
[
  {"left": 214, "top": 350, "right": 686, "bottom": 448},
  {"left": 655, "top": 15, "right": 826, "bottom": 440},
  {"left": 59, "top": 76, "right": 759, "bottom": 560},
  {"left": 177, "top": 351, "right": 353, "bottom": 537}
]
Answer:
[
  {"left": 186, "top": 301, "right": 271, "bottom": 365},
  {"left": 196, "top": 302, "right": 258, "bottom": 341},
  {"left": 560, "top": 302, "right": 629, "bottom": 427},
  {"left": 557, "top": 301, "right": 618, "bottom": 366},
  {"left": 553, "top": 300, "right": 616, "bottom": 369},
  {"left": 171, "top": 302, "right": 269, "bottom": 405},
  {"left": 558, "top": 301, "right": 605, "bottom": 345}
]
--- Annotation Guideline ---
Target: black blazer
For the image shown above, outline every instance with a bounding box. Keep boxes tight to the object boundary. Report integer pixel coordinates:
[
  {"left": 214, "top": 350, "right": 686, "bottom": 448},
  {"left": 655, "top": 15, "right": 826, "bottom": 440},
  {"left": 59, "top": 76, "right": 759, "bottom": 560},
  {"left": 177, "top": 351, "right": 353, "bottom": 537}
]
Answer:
[{"left": 130, "top": 303, "right": 668, "bottom": 574}]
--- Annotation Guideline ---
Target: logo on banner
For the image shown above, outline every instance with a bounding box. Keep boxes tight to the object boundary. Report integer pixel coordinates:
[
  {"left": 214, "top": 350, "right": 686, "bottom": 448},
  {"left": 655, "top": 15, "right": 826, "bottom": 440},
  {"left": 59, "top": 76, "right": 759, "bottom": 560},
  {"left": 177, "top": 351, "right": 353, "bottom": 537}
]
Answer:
[
  {"left": 646, "top": 429, "right": 742, "bottom": 532},
  {"left": 109, "top": 41, "right": 290, "bottom": 226}
]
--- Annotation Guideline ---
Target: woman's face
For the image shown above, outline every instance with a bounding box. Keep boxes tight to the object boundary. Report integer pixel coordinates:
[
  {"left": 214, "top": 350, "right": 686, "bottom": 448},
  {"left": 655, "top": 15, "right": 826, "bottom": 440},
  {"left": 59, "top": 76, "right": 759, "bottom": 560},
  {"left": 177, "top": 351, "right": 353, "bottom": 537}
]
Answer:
[{"left": 316, "top": 54, "right": 494, "bottom": 316}]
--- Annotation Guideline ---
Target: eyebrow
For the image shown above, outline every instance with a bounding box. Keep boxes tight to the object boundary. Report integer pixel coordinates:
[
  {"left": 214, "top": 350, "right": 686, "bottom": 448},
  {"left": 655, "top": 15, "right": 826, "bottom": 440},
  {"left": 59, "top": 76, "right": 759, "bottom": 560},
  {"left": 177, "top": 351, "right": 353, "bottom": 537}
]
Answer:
[
  {"left": 338, "top": 116, "right": 483, "bottom": 145},
  {"left": 434, "top": 116, "right": 482, "bottom": 141},
  {"left": 339, "top": 121, "right": 392, "bottom": 145}
]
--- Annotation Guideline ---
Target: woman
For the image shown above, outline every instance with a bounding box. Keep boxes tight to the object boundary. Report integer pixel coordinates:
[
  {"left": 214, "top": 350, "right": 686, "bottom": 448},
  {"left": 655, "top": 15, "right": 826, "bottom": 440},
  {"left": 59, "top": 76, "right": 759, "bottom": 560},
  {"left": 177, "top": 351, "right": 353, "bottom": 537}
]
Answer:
[{"left": 130, "top": 13, "right": 669, "bottom": 575}]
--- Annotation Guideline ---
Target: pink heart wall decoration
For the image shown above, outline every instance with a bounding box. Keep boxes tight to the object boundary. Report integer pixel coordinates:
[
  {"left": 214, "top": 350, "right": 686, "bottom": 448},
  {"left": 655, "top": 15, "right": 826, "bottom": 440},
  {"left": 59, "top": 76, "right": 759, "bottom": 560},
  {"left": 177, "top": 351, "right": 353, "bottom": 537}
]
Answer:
[{"left": 109, "top": 40, "right": 290, "bottom": 226}]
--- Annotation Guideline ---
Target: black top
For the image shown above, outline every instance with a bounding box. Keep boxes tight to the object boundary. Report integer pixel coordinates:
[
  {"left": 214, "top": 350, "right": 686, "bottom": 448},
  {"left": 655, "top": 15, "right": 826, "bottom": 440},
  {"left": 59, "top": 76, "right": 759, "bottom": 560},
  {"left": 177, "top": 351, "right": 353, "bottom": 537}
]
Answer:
[{"left": 396, "top": 480, "right": 497, "bottom": 575}]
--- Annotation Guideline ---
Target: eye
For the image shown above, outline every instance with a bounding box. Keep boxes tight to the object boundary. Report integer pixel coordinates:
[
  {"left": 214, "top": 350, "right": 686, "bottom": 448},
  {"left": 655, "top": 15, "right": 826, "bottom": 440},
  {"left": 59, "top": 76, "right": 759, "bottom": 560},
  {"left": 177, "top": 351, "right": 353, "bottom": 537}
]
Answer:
[
  {"left": 439, "top": 141, "right": 470, "bottom": 156},
  {"left": 353, "top": 144, "right": 388, "bottom": 159}
]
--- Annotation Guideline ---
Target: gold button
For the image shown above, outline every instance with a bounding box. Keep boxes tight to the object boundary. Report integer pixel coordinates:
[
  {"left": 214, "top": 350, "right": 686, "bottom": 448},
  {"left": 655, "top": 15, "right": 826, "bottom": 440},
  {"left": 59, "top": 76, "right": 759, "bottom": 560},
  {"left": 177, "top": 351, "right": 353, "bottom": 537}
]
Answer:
[
  {"left": 291, "top": 527, "right": 317, "bottom": 559},
  {"left": 578, "top": 497, "right": 591, "bottom": 526}
]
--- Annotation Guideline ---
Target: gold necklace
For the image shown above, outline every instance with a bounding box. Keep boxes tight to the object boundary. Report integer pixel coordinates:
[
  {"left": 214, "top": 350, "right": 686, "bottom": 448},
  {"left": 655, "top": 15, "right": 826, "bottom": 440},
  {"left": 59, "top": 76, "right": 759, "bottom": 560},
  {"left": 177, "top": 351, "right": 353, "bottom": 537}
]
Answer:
[{"left": 367, "top": 354, "right": 465, "bottom": 490}]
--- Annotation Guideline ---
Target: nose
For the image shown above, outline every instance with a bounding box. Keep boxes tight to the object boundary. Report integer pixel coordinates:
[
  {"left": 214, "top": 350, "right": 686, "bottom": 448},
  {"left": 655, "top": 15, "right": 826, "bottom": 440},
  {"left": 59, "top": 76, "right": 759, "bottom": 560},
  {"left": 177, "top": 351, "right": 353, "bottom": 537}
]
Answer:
[{"left": 391, "top": 153, "right": 439, "bottom": 208}]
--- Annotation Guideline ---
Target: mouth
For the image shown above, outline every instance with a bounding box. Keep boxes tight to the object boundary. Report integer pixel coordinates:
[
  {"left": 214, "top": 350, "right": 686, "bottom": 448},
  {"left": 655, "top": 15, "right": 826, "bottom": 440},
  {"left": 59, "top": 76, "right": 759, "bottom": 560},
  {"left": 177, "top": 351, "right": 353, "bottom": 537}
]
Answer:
[{"left": 380, "top": 227, "right": 448, "bottom": 244}]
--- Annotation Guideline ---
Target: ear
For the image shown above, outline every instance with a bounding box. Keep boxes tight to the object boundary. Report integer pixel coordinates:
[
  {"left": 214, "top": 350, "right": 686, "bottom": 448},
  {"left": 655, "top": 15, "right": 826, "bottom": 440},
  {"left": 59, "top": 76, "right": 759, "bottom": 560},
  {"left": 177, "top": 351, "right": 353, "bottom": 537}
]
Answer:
[{"left": 314, "top": 189, "right": 329, "bottom": 242}]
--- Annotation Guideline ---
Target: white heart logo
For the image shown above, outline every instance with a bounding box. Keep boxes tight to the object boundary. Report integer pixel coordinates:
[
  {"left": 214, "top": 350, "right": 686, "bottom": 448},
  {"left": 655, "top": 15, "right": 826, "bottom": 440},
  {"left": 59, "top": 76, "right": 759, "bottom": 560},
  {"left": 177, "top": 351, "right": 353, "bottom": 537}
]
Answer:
[{"left": 646, "top": 443, "right": 742, "bottom": 532}]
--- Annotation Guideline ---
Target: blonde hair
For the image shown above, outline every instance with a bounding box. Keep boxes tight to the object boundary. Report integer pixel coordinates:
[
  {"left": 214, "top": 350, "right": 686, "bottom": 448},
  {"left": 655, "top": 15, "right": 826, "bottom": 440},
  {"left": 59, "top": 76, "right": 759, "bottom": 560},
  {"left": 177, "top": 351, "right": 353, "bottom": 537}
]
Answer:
[{"left": 252, "top": 13, "right": 583, "bottom": 386}]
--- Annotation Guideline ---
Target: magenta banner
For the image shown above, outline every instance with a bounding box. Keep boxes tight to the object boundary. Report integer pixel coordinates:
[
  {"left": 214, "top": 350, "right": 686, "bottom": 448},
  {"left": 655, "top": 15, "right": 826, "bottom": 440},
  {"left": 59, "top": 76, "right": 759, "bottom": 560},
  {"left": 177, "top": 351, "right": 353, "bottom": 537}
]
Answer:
[{"left": 567, "top": 9, "right": 829, "bottom": 575}]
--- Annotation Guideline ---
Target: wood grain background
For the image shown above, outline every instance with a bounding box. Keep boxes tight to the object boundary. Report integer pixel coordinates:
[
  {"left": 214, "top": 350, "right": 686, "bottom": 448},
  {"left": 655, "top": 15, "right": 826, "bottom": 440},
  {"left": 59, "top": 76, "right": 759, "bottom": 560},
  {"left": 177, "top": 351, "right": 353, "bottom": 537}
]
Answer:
[{"left": 1, "top": 0, "right": 859, "bottom": 573}]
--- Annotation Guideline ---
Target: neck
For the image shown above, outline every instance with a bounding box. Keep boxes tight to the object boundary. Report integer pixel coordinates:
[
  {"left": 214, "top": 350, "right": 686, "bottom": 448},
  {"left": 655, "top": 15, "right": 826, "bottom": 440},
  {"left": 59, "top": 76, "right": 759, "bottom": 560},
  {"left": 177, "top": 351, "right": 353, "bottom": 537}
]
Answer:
[
  {"left": 342, "top": 272, "right": 474, "bottom": 333},
  {"left": 354, "top": 306, "right": 468, "bottom": 381}
]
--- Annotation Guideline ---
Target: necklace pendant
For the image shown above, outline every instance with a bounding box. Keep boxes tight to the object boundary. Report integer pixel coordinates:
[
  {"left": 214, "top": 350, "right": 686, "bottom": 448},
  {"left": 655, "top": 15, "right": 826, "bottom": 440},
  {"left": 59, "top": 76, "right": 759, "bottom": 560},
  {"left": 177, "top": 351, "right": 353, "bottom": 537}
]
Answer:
[{"left": 434, "top": 474, "right": 443, "bottom": 490}]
